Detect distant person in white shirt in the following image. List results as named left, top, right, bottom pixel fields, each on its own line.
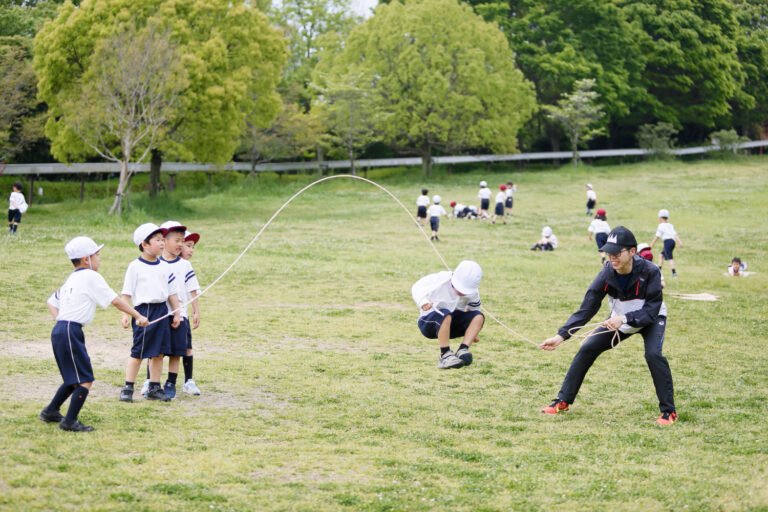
left=416, top=188, right=430, bottom=226
left=491, top=185, right=507, bottom=225
left=650, top=209, right=683, bottom=277
left=585, top=184, right=597, bottom=216
left=412, top=260, right=484, bottom=369
left=638, top=243, right=665, bottom=287
left=450, top=201, right=477, bottom=219
left=588, top=208, right=611, bottom=264
left=427, top=195, right=447, bottom=241
left=8, top=181, right=28, bottom=234
left=42, top=236, right=148, bottom=432
left=531, top=226, right=558, bottom=251
left=727, top=257, right=748, bottom=276
left=505, top=182, right=516, bottom=216
left=477, top=181, right=492, bottom=218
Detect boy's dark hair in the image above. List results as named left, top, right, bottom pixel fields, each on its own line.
left=507, top=181, right=513, bottom=186
left=596, top=214, right=606, bottom=221
left=732, top=257, right=741, bottom=264
left=139, top=234, right=155, bottom=252
left=12, top=181, right=23, bottom=191
left=70, top=258, right=82, bottom=267
left=421, top=188, right=428, bottom=195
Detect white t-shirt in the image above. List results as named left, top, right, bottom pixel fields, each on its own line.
left=160, top=257, right=200, bottom=318
left=9, top=191, right=27, bottom=213
left=586, top=190, right=597, bottom=201
left=543, top=234, right=558, bottom=249
left=47, top=269, right=118, bottom=325
left=454, top=203, right=466, bottom=212
left=416, top=195, right=430, bottom=207
left=655, top=223, right=677, bottom=240
left=121, top=257, right=178, bottom=307
left=505, top=187, right=515, bottom=198
left=478, top=188, right=492, bottom=200
left=427, top=205, right=446, bottom=218
left=495, top=191, right=506, bottom=204
left=411, top=270, right=482, bottom=318
left=588, top=219, right=611, bottom=234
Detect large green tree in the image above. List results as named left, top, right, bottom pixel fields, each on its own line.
left=324, top=0, right=535, bottom=175
left=729, top=0, right=768, bottom=137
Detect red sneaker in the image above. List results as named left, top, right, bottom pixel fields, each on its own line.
left=656, top=412, right=678, bottom=426
left=541, top=399, right=569, bottom=414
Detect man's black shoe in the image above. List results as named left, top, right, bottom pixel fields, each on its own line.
left=39, top=408, right=63, bottom=423
left=119, top=386, right=134, bottom=402
left=59, top=420, right=94, bottom=432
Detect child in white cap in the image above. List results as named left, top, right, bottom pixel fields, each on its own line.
left=650, top=209, right=683, bottom=277
left=531, top=226, right=558, bottom=251
left=427, top=195, right=447, bottom=241
left=8, top=181, right=28, bottom=234
left=411, top=260, right=485, bottom=369
left=41, top=237, right=148, bottom=431
left=179, top=230, right=202, bottom=394
left=478, top=181, right=492, bottom=218
left=585, top=184, right=597, bottom=215
left=416, top=188, right=430, bottom=226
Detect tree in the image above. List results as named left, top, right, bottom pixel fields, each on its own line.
left=34, top=0, right=286, bottom=211
left=544, top=79, right=604, bottom=166
left=637, top=122, right=677, bottom=159
left=324, top=0, right=536, bottom=175
left=729, top=0, right=768, bottom=137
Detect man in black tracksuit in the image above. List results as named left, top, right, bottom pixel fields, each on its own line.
left=539, top=226, right=678, bottom=426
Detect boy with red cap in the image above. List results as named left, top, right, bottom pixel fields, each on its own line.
left=491, top=185, right=507, bottom=225
left=588, top=209, right=611, bottom=264
left=180, top=230, right=202, bottom=395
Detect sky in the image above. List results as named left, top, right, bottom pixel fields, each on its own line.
left=350, top=0, right=378, bottom=18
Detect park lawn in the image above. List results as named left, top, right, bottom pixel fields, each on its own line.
left=0, top=158, right=766, bottom=511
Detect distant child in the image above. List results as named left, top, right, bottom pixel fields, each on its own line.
left=416, top=189, right=430, bottom=226
left=728, top=257, right=747, bottom=277
left=531, top=226, right=558, bottom=251
left=427, top=195, right=447, bottom=241
left=411, top=260, right=484, bottom=369
left=478, top=181, right=492, bottom=218
left=180, top=230, right=202, bottom=395
left=638, top=243, right=665, bottom=287
left=505, top=182, right=516, bottom=216
left=42, top=236, right=149, bottom=432
left=585, top=184, right=597, bottom=215
left=491, top=185, right=507, bottom=225
left=450, top=201, right=477, bottom=219
left=588, top=209, right=611, bottom=264
left=8, top=181, right=28, bottom=234
left=650, top=209, right=683, bottom=277
left=120, top=223, right=181, bottom=403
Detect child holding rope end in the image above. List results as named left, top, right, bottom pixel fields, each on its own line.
left=538, top=226, right=678, bottom=426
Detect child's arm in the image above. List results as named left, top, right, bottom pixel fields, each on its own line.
left=675, top=235, right=683, bottom=248
left=168, top=293, right=182, bottom=328
left=120, top=294, right=133, bottom=328
left=190, top=291, right=200, bottom=329
left=47, top=303, right=59, bottom=319
left=649, top=235, right=659, bottom=248
left=111, top=297, right=149, bottom=327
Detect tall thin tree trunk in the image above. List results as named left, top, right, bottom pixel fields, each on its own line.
left=109, top=158, right=131, bottom=215
left=149, top=149, right=162, bottom=198
left=421, top=141, right=432, bottom=177
left=349, top=147, right=356, bottom=176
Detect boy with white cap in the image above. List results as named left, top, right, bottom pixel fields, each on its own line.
left=531, top=226, right=558, bottom=251
left=585, top=184, right=597, bottom=215
left=491, top=185, right=507, bottom=225
left=416, top=188, right=430, bottom=226
left=411, top=260, right=485, bottom=369
left=120, top=223, right=181, bottom=403
left=650, top=209, right=683, bottom=277
left=477, top=181, right=492, bottom=218
left=427, top=195, right=447, bottom=241
left=180, top=230, right=202, bottom=395
left=41, top=236, right=149, bottom=432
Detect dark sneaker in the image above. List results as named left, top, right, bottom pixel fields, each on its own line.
left=146, top=387, right=171, bottom=401
left=656, top=412, right=678, bottom=426
left=59, top=420, right=94, bottom=432
left=119, top=386, right=134, bottom=402
left=455, top=347, right=473, bottom=366
left=39, top=408, right=63, bottom=423
left=163, top=381, right=176, bottom=400
left=541, top=398, right=569, bottom=414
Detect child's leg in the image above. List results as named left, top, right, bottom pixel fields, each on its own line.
left=64, top=381, right=92, bottom=424
left=668, top=258, right=676, bottom=272
left=168, top=356, right=180, bottom=374
left=461, top=314, right=484, bottom=348
left=183, top=349, right=193, bottom=382
left=437, top=314, right=452, bottom=349
left=148, top=355, right=164, bottom=382
left=46, top=383, right=75, bottom=412
left=125, top=357, right=142, bottom=383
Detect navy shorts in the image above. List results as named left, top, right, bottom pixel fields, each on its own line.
left=51, top=321, right=94, bottom=385
left=8, top=209, right=21, bottom=223
left=185, top=320, right=193, bottom=349
left=505, top=197, right=513, bottom=208
left=418, top=309, right=485, bottom=339
left=168, top=317, right=188, bottom=356
left=662, top=239, right=676, bottom=259
left=587, top=199, right=596, bottom=210
left=131, top=303, right=171, bottom=359
left=417, top=205, right=427, bottom=219
left=494, top=203, right=504, bottom=215
left=595, top=232, right=608, bottom=251
left=430, top=216, right=439, bottom=232
left=480, top=198, right=490, bottom=210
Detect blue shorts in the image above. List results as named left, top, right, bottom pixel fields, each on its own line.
left=480, top=198, right=490, bottom=210
left=8, top=209, right=21, bottom=223
left=417, top=205, right=427, bottom=219
left=595, top=232, right=608, bottom=251
left=430, top=216, right=439, bottom=232
left=131, top=303, right=171, bottom=359
left=168, top=317, right=188, bottom=356
left=185, top=320, right=193, bottom=349
left=418, top=309, right=485, bottom=339
left=494, top=203, right=504, bottom=215
left=662, top=239, right=676, bottom=260
left=51, top=321, right=94, bottom=385
left=587, top=199, right=596, bottom=210
left=505, top=197, right=513, bottom=208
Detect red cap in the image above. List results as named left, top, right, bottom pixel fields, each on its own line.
left=597, top=209, right=606, bottom=216
left=184, top=231, right=200, bottom=244
left=450, top=201, right=456, bottom=207
left=500, top=184, right=507, bottom=191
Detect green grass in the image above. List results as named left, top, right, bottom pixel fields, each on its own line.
left=1, top=158, right=767, bottom=511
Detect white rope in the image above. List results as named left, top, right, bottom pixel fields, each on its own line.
left=147, top=175, right=537, bottom=346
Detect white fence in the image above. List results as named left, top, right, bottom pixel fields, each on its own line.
left=4, top=140, right=768, bottom=176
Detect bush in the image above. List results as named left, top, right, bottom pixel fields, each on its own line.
left=637, top=122, right=677, bottom=159
left=709, top=129, right=748, bottom=157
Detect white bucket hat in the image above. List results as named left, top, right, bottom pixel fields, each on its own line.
left=65, top=236, right=103, bottom=259
left=542, top=226, right=553, bottom=237
left=133, top=223, right=165, bottom=247
left=451, top=260, right=482, bottom=295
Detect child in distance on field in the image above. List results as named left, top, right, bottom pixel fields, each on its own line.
left=588, top=209, right=611, bottom=264
left=585, top=184, right=597, bottom=216
left=411, top=260, right=485, bottom=369
left=416, top=189, right=430, bottom=226
left=727, top=257, right=747, bottom=277
left=427, top=195, right=447, bottom=241
left=531, top=226, right=558, bottom=251
left=491, top=185, right=507, bottom=225
left=650, top=209, right=683, bottom=277
left=449, top=201, right=477, bottom=219
left=42, top=236, right=148, bottom=432
left=8, top=181, right=28, bottom=234
left=505, top=182, right=516, bottom=217
left=179, top=230, right=202, bottom=395
left=477, top=181, right=492, bottom=218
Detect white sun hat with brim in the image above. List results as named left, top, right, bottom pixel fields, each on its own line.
left=451, top=260, right=482, bottom=295
left=65, top=236, right=104, bottom=259
left=586, top=184, right=593, bottom=189
left=133, top=223, right=166, bottom=247
left=542, top=226, right=553, bottom=237
left=658, top=209, right=669, bottom=218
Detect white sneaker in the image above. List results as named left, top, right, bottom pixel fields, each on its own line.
left=182, top=379, right=201, bottom=395
left=437, top=350, right=465, bottom=369
left=140, top=379, right=150, bottom=397
left=455, top=347, right=473, bottom=366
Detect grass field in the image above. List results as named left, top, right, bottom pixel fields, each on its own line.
left=1, top=158, right=767, bottom=511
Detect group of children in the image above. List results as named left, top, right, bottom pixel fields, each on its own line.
left=41, top=221, right=202, bottom=432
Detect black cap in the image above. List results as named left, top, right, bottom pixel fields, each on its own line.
left=600, top=226, right=637, bottom=254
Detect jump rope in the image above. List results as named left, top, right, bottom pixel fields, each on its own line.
left=145, top=174, right=615, bottom=349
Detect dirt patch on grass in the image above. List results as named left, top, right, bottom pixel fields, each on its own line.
left=251, top=301, right=409, bottom=311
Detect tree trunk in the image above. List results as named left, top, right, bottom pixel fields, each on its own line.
left=317, top=145, right=325, bottom=177
left=421, top=141, right=432, bottom=177
left=572, top=132, right=579, bottom=167
left=149, top=149, right=162, bottom=198
left=27, top=176, right=34, bottom=206
left=109, top=158, right=131, bottom=215
left=349, top=147, right=356, bottom=176
left=80, top=176, right=85, bottom=202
